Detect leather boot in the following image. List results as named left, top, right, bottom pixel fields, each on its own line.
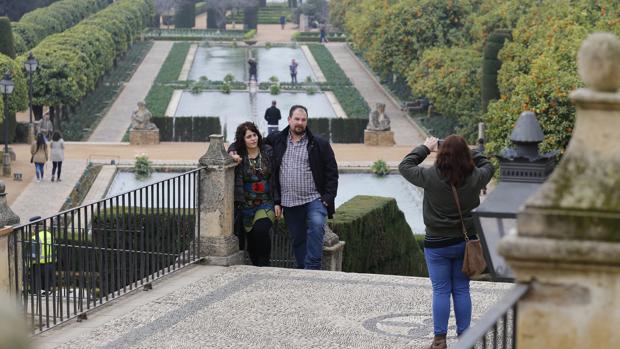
left=427, top=334, right=447, bottom=349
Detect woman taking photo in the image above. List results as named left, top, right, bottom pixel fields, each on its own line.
left=399, top=135, right=494, bottom=349
left=31, top=133, right=48, bottom=182
left=229, top=122, right=279, bottom=267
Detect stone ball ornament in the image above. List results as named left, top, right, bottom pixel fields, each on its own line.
left=577, top=32, right=620, bottom=92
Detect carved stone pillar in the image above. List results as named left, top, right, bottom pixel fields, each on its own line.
left=498, top=33, right=620, bottom=348
left=198, top=135, right=244, bottom=266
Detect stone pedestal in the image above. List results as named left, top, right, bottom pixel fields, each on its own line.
left=497, top=33, right=620, bottom=348
left=321, top=224, right=345, bottom=271
left=129, top=129, right=160, bottom=145
left=198, top=134, right=244, bottom=266
left=364, top=130, right=395, bottom=146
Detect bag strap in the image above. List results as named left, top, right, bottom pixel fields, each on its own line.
left=451, top=185, right=469, bottom=241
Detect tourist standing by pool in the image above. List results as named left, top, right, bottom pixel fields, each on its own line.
left=248, top=58, right=257, bottom=82
left=229, top=122, right=277, bottom=267
left=267, top=105, right=338, bottom=270
left=264, top=100, right=282, bottom=135
left=289, top=59, right=298, bottom=85
left=399, top=135, right=494, bottom=348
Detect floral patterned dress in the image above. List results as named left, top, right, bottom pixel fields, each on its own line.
left=240, top=152, right=275, bottom=232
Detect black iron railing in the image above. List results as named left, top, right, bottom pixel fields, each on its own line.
left=9, top=169, right=202, bottom=333
left=453, top=283, right=530, bottom=349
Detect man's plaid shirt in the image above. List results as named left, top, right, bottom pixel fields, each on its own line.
left=279, top=133, right=320, bottom=207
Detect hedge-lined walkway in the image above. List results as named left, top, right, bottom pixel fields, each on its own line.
left=325, top=43, right=427, bottom=146
left=88, top=41, right=174, bottom=142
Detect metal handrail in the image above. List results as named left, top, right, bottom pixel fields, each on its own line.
left=453, top=283, right=530, bottom=349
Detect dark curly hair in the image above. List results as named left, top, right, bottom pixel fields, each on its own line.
left=233, top=122, right=262, bottom=156
left=435, top=135, right=474, bottom=187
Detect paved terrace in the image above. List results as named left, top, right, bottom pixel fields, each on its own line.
left=34, top=265, right=510, bottom=349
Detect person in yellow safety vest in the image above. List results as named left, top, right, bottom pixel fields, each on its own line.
left=29, top=216, right=55, bottom=296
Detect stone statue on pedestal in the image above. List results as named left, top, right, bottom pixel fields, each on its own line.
left=129, top=101, right=160, bottom=145
left=366, top=103, right=391, bottom=131
left=130, top=101, right=157, bottom=131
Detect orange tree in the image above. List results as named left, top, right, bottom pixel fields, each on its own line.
left=485, top=1, right=620, bottom=155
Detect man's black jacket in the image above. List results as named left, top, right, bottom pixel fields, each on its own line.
left=264, top=106, right=282, bottom=125
left=266, top=126, right=338, bottom=218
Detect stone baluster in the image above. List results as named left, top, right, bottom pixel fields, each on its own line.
left=498, top=32, right=620, bottom=348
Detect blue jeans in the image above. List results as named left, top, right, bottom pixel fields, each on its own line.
left=425, top=241, right=471, bottom=335
left=283, top=198, right=327, bottom=269
left=35, top=163, right=45, bottom=180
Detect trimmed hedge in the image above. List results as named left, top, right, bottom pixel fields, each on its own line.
left=12, top=0, right=110, bottom=55
left=481, top=30, right=511, bottom=113
left=329, top=195, right=427, bottom=276
left=330, top=118, right=366, bottom=143
left=22, top=0, right=154, bottom=112
left=307, top=118, right=330, bottom=140
left=152, top=116, right=221, bottom=142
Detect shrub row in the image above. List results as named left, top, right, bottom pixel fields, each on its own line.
left=11, top=0, right=110, bottom=55
left=23, top=0, right=154, bottom=113
left=152, top=116, right=221, bottom=142
left=0, top=53, right=28, bottom=143
left=307, top=118, right=367, bottom=143
left=329, top=195, right=427, bottom=276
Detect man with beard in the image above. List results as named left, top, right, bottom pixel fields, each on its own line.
left=266, top=105, right=338, bottom=269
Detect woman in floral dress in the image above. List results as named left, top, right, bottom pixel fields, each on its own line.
left=230, top=122, right=279, bottom=266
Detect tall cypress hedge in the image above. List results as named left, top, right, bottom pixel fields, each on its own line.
left=174, top=0, right=196, bottom=28
left=329, top=195, right=427, bottom=277
left=481, top=30, right=511, bottom=113
left=0, top=17, right=16, bottom=58
left=244, top=6, right=258, bottom=30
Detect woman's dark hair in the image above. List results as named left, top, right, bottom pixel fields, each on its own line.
left=435, top=135, right=474, bottom=187
left=52, top=131, right=62, bottom=142
left=35, top=133, right=46, bottom=152
left=233, top=122, right=262, bottom=156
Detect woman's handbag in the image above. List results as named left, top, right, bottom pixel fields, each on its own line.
left=451, top=185, right=487, bottom=278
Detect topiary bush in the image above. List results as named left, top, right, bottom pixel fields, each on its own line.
left=329, top=195, right=427, bottom=277
left=0, top=17, right=16, bottom=58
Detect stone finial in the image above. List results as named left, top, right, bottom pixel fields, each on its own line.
left=0, top=180, right=19, bottom=226
left=199, top=134, right=236, bottom=167
left=577, top=32, right=620, bottom=92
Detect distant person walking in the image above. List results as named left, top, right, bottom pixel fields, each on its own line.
left=37, top=112, right=53, bottom=142
left=30, top=133, right=48, bottom=182
left=319, top=25, right=328, bottom=43
left=265, top=105, right=338, bottom=270
left=289, top=59, right=298, bottom=85
left=279, top=15, right=286, bottom=30
left=248, top=58, right=258, bottom=82
left=264, top=100, right=282, bottom=135
left=399, top=135, right=494, bottom=349
left=50, top=131, right=64, bottom=182
left=229, top=122, right=277, bottom=267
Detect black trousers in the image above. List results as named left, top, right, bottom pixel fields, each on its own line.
left=52, top=161, right=62, bottom=179
left=31, top=263, right=55, bottom=292
left=246, top=218, right=272, bottom=267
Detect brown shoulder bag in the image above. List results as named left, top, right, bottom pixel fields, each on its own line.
left=451, top=185, right=487, bottom=278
